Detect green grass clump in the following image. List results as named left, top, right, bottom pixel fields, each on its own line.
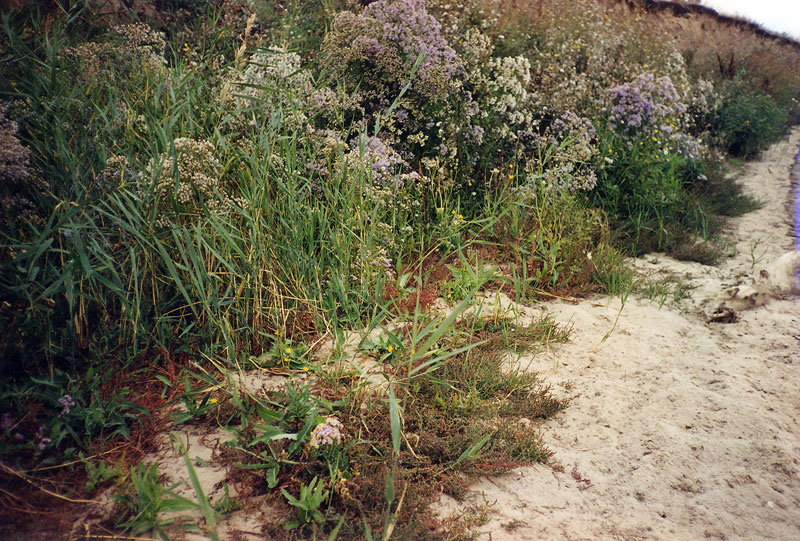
left=713, top=87, right=789, bottom=158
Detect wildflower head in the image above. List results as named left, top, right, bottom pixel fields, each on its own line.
left=58, top=395, right=76, bottom=415
left=1, top=413, right=15, bottom=430
left=308, top=417, right=345, bottom=450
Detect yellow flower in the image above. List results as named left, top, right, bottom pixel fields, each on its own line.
left=285, top=347, right=292, bottom=354
left=387, top=346, right=394, bottom=353
left=303, top=366, right=309, bottom=372
left=210, top=398, right=218, bottom=404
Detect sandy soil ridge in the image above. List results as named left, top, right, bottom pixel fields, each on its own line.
left=437, top=129, right=800, bottom=540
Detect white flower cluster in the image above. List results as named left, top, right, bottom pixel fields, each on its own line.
left=487, top=55, right=534, bottom=138
left=460, top=29, right=536, bottom=142
left=428, top=0, right=501, bottom=41
left=526, top=112, right=599, bottom=193
left=224, top=45, right=363, bottom=132
left=145, top=138, right=243, bottom=226
left=111, top=23, right=167, bottom=69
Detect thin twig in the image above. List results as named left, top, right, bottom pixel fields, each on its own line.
left=21, top=442, right=135, bottom=473
left=531, top=289, right=582, bottom=303
left=1, top=463, right=100, bottom=504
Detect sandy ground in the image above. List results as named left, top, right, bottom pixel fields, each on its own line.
left=436, top=130, right=800, bottom=540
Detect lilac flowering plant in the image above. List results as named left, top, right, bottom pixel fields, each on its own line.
left=322, top=0, right=468, bottom=173
left=308, top=417, right=345, bottom=451
left=58, top=395, right=77, bottom=415
left=592, top=73, right=716, bottom=254
left=1, top=412, right=15, bottom=430
left=0, top=104, right=45, bottom=235
left=605, top=73, right=704, bottom=161
left=607, top=73, right=685, bottom=135
left=324, top=0, right=458, bottom=104
left=346, top=134, right=409, bottom=187
left=363, top=0, right=458, bottom=83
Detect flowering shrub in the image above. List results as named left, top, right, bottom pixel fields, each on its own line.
left=59, top=22, right=167, bottom=85
left=532, top=111, right=600, bottom=193
left=683, top=78, right=720, bottom=136
left=0, top=105, right=43, bottom=233
left=321, top=0, right=467, bottom=172
left=227, top=47, right=313, bottom=122
left=345, top=134, right=408, bottom=187
left=608, top=73, right=684, bottom=132
left=605, top=73, right=704, bottom=161
left=324, top=0, right=458, bottom=104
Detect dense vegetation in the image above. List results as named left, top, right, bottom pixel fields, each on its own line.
left=1, top=0, right=798, bottom=537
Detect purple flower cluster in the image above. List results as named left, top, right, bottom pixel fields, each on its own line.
left=606, top=73, right=704, bottom=160
left=464, top=124, right=485, bottom=145
left=0, top=105, right=45, bottom=230
left=36, top=425, right=50, bottom=450
left=326, top=0, right=458, bottom=103
left=364, top=0, right=458, bottom=82
left=351, top=135, right=407, bottom=186
left=606, top=73, right=685, bottom=136
left=308, top=417, right=345, bottom=450
left=549, top=111, right=597, bottom=141
left=0, top=105, right=35, bottom=188
left=670, top=132, right=703, bottom=161
left=58, top=394, right=76, bottom=415
left=1, top=413, right=15, bottom=430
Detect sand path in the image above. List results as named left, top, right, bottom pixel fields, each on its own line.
left=437, top=129, right=800, bottom=540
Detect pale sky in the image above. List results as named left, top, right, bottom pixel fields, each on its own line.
left=699, top=1, right=800, bottom=39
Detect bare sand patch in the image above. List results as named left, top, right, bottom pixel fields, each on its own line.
left=437, top=130, right=800, bottom=540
